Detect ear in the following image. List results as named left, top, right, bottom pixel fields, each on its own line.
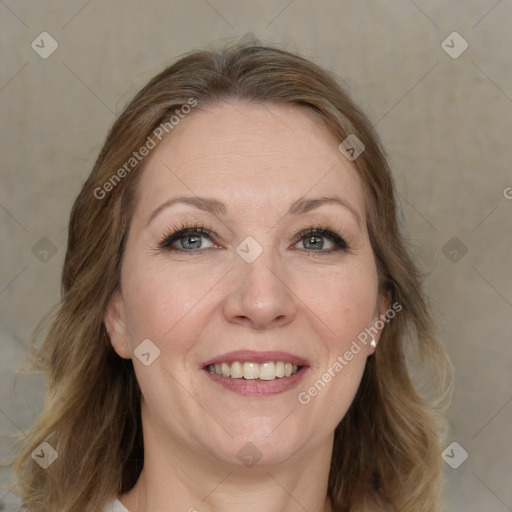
left=103, top=288, right=131, bottom=359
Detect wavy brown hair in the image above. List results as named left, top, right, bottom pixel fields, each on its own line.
left=11, top=42, right=453, bottom=512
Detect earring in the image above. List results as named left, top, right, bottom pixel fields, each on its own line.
left=370, top=338, right=377, bottom=349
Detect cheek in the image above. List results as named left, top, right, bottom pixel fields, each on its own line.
left=121, top=260, right=219, bottom=344
left=297, top=266, right=375, bottom=426
left=307, top=264, right=378, bottom=347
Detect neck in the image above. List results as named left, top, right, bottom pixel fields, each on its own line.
left=120, top=411, right=334, bottom=512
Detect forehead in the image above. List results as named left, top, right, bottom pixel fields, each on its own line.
left=135, top=101, right=365, bottom=220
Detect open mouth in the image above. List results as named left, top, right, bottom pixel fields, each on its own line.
left=206, top=361, right=305, bottom=380
left=200, top=350, right=310, bottom=397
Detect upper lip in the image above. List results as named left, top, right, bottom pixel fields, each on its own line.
left=200, top=350, right=310, bottom=368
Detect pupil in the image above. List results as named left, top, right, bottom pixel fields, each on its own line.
left=305, top=235, right=323, bottom=249
left=183, top=235, right=201, bottom=249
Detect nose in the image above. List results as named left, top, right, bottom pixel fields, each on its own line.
left=222, top=249, right=297, bottom=330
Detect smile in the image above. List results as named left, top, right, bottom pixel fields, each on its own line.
left=201, top=350, right=310, bottom=397
left=207, top=361, right=301, bottom=380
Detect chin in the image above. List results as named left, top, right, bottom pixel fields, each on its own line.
left=205, top=424, right=309, bottom=468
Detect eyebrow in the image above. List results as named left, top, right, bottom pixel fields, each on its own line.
left=146, top=194, right=362, bottom=228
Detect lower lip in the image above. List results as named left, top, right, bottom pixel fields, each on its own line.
left=203, top=367, right=309, bottom=397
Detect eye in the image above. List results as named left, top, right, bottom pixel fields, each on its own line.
left=292, top=227, right=349, bottom=252
left=157, top=223, right=217, bottom=252
left=156, top=223, right=349, bottom=254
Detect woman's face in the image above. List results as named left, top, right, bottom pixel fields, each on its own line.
left=105, top=102, right=386, bottom=468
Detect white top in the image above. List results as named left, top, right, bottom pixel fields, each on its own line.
left=103, top=498, right=130, bottom=512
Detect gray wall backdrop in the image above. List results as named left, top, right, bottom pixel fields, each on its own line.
left=1, top=1, right=511, bottom=511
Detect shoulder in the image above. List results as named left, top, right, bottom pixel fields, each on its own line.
left=103, top=498, right=130, bottom=512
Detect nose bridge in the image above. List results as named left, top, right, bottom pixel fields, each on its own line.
left=224, top=235, right=296, bottom=328
left=238, top=236, right=287, bottom=299
left=242, top=244, right=283, bottom=287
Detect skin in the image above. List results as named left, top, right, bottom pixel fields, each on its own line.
left=104, top=101, right=389, bottom=512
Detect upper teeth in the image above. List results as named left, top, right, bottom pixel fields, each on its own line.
left=207, top=361, right=300, bottom=380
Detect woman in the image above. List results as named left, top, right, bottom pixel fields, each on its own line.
left=13, top=43, right=453, bottom=512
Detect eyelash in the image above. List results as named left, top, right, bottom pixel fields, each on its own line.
left=156, top=221, right=349, bottom=254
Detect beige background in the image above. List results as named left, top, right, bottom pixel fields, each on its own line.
left=1, top=1, right=511, bottom=511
